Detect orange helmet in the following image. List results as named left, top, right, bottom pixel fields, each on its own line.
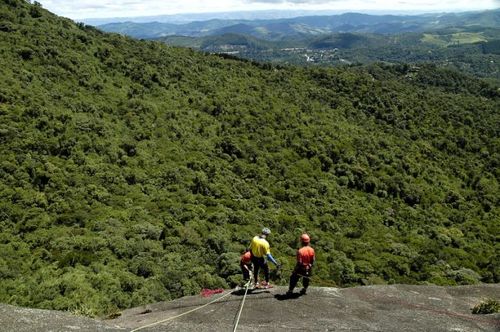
left=300, top=233, right=310, bottom=244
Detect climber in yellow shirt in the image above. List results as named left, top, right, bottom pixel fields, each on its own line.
left=249, top=227, right=280, bottom=288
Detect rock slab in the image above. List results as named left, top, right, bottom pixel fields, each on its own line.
left=1, top=284, right=499, bottom=331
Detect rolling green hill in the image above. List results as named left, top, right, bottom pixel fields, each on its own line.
left=160, top=28, right=500, bottom=81
left=0, top=0, right=499, bottom=318
left=103, top=9, right=500, bottom=81
left=308, top=33, right=380, bottom=49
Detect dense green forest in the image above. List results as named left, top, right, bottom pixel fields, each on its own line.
left=0, top=0, right=499, bottom=317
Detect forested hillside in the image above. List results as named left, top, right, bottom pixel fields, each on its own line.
left=0, top=0, right=499, bottom=317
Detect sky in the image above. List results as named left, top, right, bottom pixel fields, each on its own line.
left=36, top=0, right=500, bottom=20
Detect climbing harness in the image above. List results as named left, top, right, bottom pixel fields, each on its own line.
left=295, top=271, right=313, bottom=279
left=275, top=267, right=313, bottom=280
left=129, top=289, right=233, bottom=332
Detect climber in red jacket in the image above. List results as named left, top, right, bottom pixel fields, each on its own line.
left=240, top=250, right=253, bottom=285
left=287, top=233, right=315, bottom=296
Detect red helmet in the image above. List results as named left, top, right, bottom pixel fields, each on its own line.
left=300, top=233, right=310, bottom=244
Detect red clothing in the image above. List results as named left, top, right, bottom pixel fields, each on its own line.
left=241, top=251, right=252, bottom=265
left=297, top=246, right=315, bottom=268
left=289, top=244, right=315, bottom=293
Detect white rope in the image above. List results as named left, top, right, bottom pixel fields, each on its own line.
left=232, top=279, right=251, bottom=332
left=130, top=290, right=233, bottom=332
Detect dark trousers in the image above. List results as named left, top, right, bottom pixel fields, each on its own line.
left=240, top=262, right=252, bottom=281
left=289, top=265, right=311, bottom=291
left=251, top=256, right=269, bottom=283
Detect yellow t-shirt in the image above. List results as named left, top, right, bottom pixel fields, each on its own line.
left=250, top=235, right=270, bottom=258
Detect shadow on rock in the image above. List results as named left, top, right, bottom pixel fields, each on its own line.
left=232, top=289, right=272, bottom=296
left=275, top=293, right=302, bottom=301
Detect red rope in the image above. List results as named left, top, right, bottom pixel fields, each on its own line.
left=200, top=288, right=224, bottom=297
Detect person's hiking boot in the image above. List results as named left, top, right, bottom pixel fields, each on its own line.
left=300, top=288, right=307, bottom=295
left=286, top=290, right=294, bottom=297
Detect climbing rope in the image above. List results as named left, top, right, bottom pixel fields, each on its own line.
left=296, top=271, right=313, bottom=279
left=279, top=267, right=313, bottom=280
left=129, top=270, right=276, bottom=331
left=129, top=289, right=233, bottom=332
left=232, top=279, right=252, bottom=332
left=200, top=288, right=224, bottom=297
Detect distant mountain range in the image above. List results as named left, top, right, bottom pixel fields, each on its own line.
left=83, top=9, right=345, bottom=25
left=155, top=24, right=500, bottom=81
left=97, top=9, right=500, bottom=40
left=83, top=9, right=443, bottom=26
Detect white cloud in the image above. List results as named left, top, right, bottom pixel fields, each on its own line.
left=243, top=0, right=343, bottom=3
left=36, top=0, right=499, bottom=19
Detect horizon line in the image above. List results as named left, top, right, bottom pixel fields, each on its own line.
left=79, top=7, right=497, bottom=23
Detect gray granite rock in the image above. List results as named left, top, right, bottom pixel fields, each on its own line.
left=2, top=284, right=499, bottom=331
left=0, top=303, right=125, bottom=331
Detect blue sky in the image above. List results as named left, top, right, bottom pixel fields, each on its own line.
left=36, top=0, right=499, bottom=19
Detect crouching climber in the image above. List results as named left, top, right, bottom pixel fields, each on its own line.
left=287, top=233, right=315, bottom=295
left=240, top=249, right=253, bottom=285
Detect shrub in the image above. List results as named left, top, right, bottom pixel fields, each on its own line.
left=472, top=298, right=500, bottom=314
